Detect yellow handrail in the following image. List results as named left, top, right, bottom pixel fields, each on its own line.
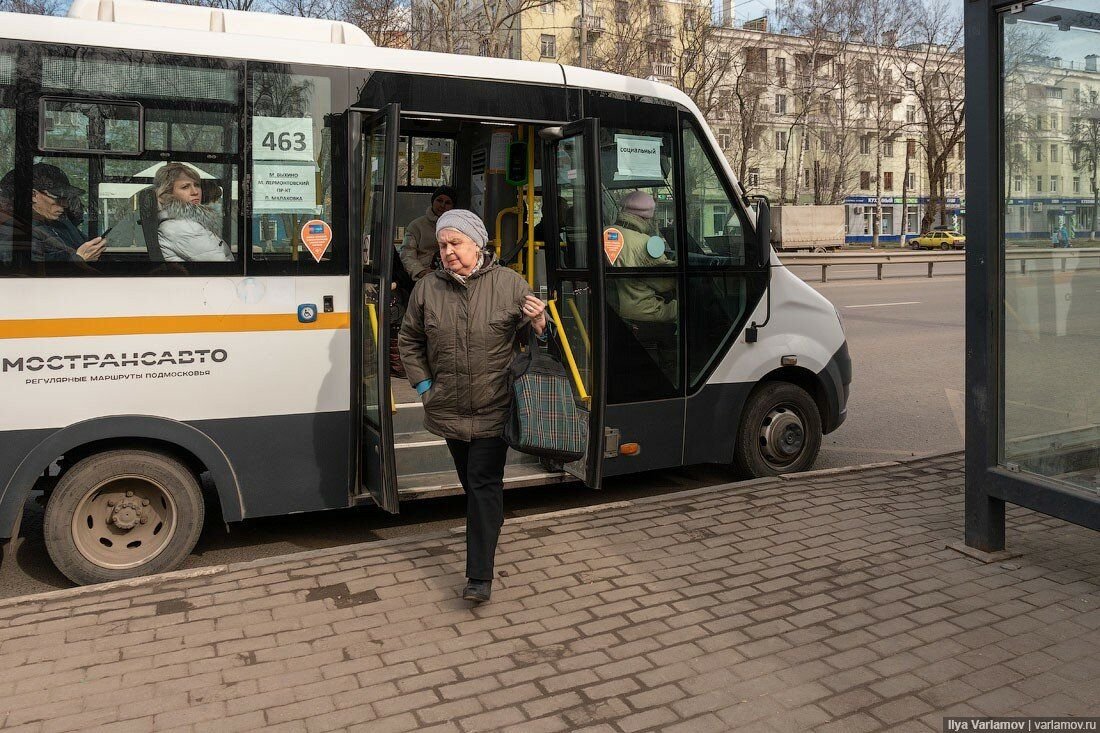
left=565, top=297, right=591, bottom=355
left=365, top=302, right=396, bottom=415
left=494, top=206, right=520, bottom=261
left=526, top=125, right=536, bottom=289
left=547, top=299, right=589, bottom=406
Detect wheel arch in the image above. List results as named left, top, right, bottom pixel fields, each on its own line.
left=0, top=415, right=243, bottom=541
left=757, top=365, right=828, bottom=425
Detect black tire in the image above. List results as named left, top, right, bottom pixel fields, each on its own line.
left=733, top=382, right=823, bottom=478
left=44, top=449, right=204, bottom=585
left=939, top=242, right=951, bottom=250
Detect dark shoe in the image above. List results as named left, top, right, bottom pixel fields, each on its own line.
left=462, top=579, right=492, bottom=603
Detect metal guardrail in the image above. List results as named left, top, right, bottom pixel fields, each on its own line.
left=780, top=247, right=1100, bottom=282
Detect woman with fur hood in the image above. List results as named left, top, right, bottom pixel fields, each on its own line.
left=154, top=163, right=233, bottom=262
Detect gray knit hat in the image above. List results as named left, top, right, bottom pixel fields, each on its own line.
left=436, top=209, right=489, bottom=249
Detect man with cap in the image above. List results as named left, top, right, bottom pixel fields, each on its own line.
left=0, top=163, right=106, bottom=263
left=399, top=185, right=456, bottom=281
left=398, top=208, right=547, bottom=604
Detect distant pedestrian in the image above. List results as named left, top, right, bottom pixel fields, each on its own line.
left=1059, top=223, right=1071, bottom=248
left=398, top=209, right=547, bottom=604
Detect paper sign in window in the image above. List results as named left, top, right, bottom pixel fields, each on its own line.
left=252, top=163, right=317, bottom=212
left=417, top=151, right=443, bottom=179
left=614, top=134, right=663, bottom=180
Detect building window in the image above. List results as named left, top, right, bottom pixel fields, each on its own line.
left=539, top=34, right=556, bottom=58
left=1074, top=176, right=1081, bottom=193
left=884, top=171, right=893, bottom=190
left=907, top=139, right=916, bottom=157
left=775, top=131, right=787, bottom=151
left=946, top=172, right=955, bottom=189
left=960, top=174, right=965, bottom=189
left=615, top=0, right=628, bottom=22
left=1050, top=175, right=1059, bottom=192
left=540, top=1, right=554, bottom=12
left=958, top=143, right=965, bottom=160
left=1014, top=176, right=1022, bottom=192
left=1051, top=144, right=1059, bottom=163
left=803, top=168, right=810, bottom=187
left=906, top=105, right=916, bottom=123
left=906, top=172, right=916, bottom=189
left=1036, top=175, right=1043, bottom=192
left=882, top=139, right=893, bottom=158
left=775, top=168, right=784, bottom=186
left=859, top=135, right=871, bottom=155
left=774, top=94, right=787, bottom=114
left=1050, top=114, right=1059, bottom=130
left=747, top=167, right=759, bottom=187
left=860, top=171, right=871, bottom=189
left=1035, top=144, right=1043, bottom=163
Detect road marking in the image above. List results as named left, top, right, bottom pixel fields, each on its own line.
left=844, top=301, right=921, bottom=309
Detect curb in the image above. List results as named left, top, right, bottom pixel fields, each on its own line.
left=1, top=455, right=964, bottom=608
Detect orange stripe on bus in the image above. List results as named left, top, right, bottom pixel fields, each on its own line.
left=0, top=312, right=351, bottom=340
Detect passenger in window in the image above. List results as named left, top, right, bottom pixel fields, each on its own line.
left=611, top=191, right=678, bottom=375
left=399, top=185, right=456, bottom=281
left=0, top=164, right=106, bottom=263
left=154, top=163, right=233, bottom=262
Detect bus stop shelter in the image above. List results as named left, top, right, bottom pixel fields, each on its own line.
left=965, top=0, right=1100, bottom=549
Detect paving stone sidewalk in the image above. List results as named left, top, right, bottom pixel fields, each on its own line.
left=1, top=452, right=1098, bottom=733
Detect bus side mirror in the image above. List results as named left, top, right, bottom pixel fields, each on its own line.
left=754, top=196, right=772, bottom=265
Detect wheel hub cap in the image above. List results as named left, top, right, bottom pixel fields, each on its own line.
left=71, top=476, right=177, bottom=570
left=760, top=406, right=806, bottom=465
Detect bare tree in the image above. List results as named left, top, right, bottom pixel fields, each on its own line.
left=0, top=0, right=63, bottom=13
left=1070, top=100, right=1100, bottom=241
left=772, top=0, right=857, bottom=204
left=718, top=31, right=769, bottom=187
left=895, top=0, right=964, bottom=232
left=342, top=0, right=410, bottom=48
left=562, top=0, right=652, bottom=76
left=855, top=0, right=910, bottom=247
left=166, top=0, right=259, bottom=11
left=413, top=0, right=552, bottom=57
left=675, top=0, right=737, bottom=121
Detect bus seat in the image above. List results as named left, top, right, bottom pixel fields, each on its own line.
left=136, top=186, right=164, bottom=261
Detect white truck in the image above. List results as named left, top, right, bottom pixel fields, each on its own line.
left=770, top=205, right=847, bottom=252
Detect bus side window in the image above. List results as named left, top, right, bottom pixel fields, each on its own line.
left=248, top=69, right=343, bottom=275
left=0, top=51, right=15, bottom=272
left=681, top=121, right=759, bottom=389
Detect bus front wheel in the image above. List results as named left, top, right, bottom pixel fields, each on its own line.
left=734, top=382, right=822, bottom=477
left=44, top=449, right=205, bottom=585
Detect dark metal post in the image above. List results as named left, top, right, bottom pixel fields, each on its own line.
left=964, top=0, right=1006, bottom=551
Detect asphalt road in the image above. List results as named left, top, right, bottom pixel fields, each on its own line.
left=0, top=269, right=966, bottom=599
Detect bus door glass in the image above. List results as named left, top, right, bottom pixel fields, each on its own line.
left=542, top=119, right=606, bottom=488
left=353, top=104, right=400, bottom=512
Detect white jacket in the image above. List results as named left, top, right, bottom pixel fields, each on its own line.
left=157, top=201, right=233, bottom=262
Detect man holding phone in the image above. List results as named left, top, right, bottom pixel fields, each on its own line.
left=0, top=163, right=106, bottom=263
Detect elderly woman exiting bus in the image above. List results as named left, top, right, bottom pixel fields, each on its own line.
left=398, top=209, right=547, bottom=603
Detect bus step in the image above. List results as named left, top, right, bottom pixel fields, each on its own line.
left=396, top=464, right=574, bottom=501
left=394, top=430, right=539, bottom=475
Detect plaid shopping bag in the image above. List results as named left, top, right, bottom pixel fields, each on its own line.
left=504, top=330, right=588, bottom=462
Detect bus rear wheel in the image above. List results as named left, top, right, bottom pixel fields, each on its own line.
left=734, top=382, right=822, bottom=478
left=44, top=449, right=205, bottom=586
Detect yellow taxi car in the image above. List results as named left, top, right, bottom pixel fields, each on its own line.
left=910, top=229, right=966, bottom=250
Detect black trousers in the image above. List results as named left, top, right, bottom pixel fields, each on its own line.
left=445, top=436, right=509, bottom=581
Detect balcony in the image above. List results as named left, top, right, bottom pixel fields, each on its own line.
left=575, top=14, right=605, bottom=37
left=651, top=62, right=675, bottom=79
left=648, top=23, right=673, bottom=43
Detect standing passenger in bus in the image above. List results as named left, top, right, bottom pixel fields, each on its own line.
left=611, top=191, right=678, bottom=375
left=398, top=209, right=547, bottom=604
left=399, top=185, right=455, bottom=281
left=154, top=163, right=233, bottom=262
